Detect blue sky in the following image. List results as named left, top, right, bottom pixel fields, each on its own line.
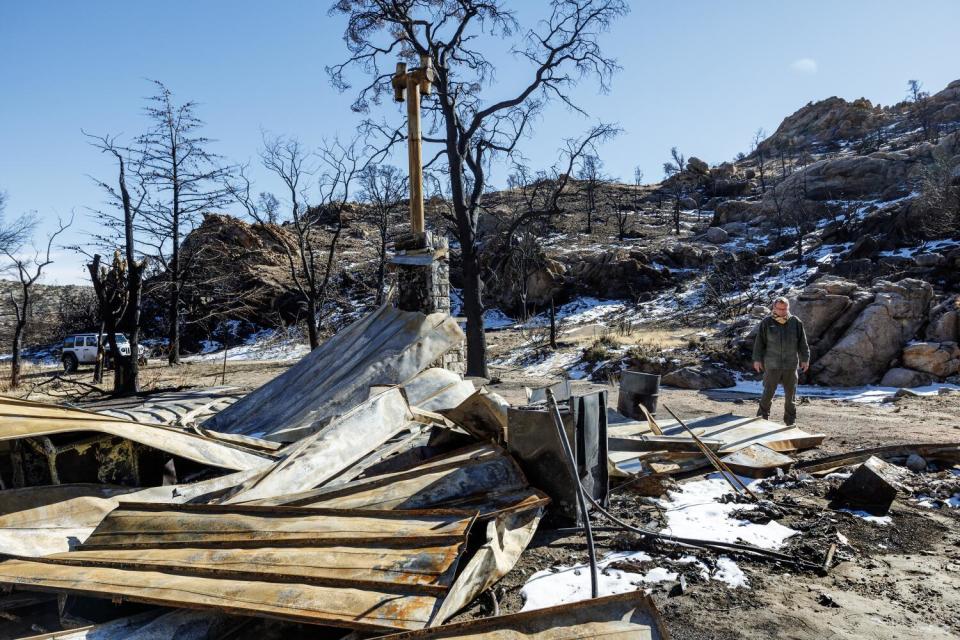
left=2, top=0, right=959, bottom=284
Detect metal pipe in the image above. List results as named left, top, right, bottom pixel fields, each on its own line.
left=546, top=389, right=599, bottom=598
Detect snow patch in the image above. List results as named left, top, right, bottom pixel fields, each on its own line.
left=520, top=551, right=674, bottom=612
left=839, top=508, right=892, bottom=525
left=725, top=376, right=960, bottom=404
left=657, top=475, right=797, bottom=549
left=520, top=550, right=750, bottom=611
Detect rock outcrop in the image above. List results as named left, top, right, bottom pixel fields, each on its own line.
left=901, top=341, right=960, bottom=378
left=810, top=279, right=934, bottom=386
left=767, top=152, right=914, bottom=203
left=880, top=367, right=934, bottom=388
left=662, top=364, right=736, bottom=390
left=704, top=227, right=729, bottom=244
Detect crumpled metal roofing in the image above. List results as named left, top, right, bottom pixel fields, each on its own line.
left=377, top=591, right=668, bottom=639
left=0, top=396, right=274, bottom=472
left=201, top=305, right=464, bottom=441
left=0, top=502, right=477, bottom=632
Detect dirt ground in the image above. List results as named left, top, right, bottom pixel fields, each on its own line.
left=6, top=351, right=960, bottom=639
left=469, top=368, right=960, bottom=639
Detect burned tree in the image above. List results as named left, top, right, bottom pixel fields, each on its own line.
left=752, top=128, right=767, bottom=193
left=0, top=201, right=69, bottom=388
left=86, top=134, right=148, bottom=394
left=662, top=146, right=686, bottom=235
left=576, top=154, right=605, bottom=235
left=914, top=140, right=960, bottom=239
left=137, top=81, right=231, bottom=365
left=231, top=134, right=368, bottom=349
left=329, top=0, right=628, bottom=378
left=359, top=163, right=407, bottom=305
left=491, top=126, right=617, bottom=323
left=907, top=79, right=935, bottom=142
left=610, top=183, right=632, bottom=241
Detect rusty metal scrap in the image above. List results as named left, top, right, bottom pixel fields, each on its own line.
left=0, top=397, right=274, bottom=473
left=0, top=502, right=478, bottom=632
left=377, top=591, right=669, bottom=639
left=256, top=443, right=547, bottom=516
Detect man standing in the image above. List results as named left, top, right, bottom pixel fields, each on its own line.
left=752, top=296, right=810, bottom=426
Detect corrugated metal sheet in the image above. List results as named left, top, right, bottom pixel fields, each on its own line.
left=222, top=387, right=416, bottom=504
left=201, top=305, right=464, bottom=441
left=377, top=591, right=669, bottom=639
left=86, top=388, right=243, bottom=427
left=256, top=443, right=546, bottom=515
left=0, top=397, right=274, bottom=472
left=0, top=502, right=477, bottom=632
left=76, top=502, right=475, bottom=549
left=608, top=411, right=825, bottom=476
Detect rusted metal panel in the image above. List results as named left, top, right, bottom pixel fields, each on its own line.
left=34, top=543, right=462, bottom=594
left=720, top=443, right=796, bottom=478
left=77, top=502, right=475, bottom=549
left=377, top=591, right=669, bottom=639
left=252, top=443, right=549, bottom=518
left=0, top=503, right=478, bottom=632
left=0, top=397, right=274, bottom=472
left=0, top=560, right=443, bottom=631
left=202, top=305, right=464, bottom=441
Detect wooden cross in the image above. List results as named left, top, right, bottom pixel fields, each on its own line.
left=392, top=55, right=434, bottom=236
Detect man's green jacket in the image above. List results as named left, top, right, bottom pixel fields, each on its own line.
left=752, top=315, right=810, bottom=370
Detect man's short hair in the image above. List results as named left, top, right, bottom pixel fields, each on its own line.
left=772, top=296, right=790, bottom=307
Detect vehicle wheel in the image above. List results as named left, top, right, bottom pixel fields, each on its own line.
left=62, top=353, right=78, bottom=373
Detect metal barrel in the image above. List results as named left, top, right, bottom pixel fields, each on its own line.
left=617, top=371, right=662, bottom=419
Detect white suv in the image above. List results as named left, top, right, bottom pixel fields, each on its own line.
left=61, top=333, right=148, bottom=373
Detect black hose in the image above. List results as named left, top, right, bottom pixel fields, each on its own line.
left=545, top=389, right=599, bottom=598
left=545, top=390, right=822, bottom=572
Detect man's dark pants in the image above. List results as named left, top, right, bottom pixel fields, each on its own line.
left=758, top=368, right=798, bottom=424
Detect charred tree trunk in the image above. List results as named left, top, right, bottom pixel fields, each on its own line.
left=167, top=178, right=181, bottom=365
left=10, top=320, right=24, bottom=389
left=93, top=321, right=105, bottom=383
left=375, top=229, right=388, bottom=306
left=305, top=297, right=320, bottom=350
left=461, top=245, right=489, bottom=378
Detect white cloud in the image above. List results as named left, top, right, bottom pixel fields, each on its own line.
left=790, top=58, right=818, bottom=75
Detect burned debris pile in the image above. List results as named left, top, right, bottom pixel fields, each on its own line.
left=0, top=306, right=958, bottom=638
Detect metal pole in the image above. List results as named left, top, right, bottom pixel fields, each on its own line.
left=405, top=78, right=425, bottom=235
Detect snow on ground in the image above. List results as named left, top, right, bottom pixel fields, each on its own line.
left=184, top=328, right=309, bottom=363
left=657, top=474, right=797, bottom=549
left=0, top=347, right=59, bottom=366
left=520, top=550, right=748, bottom=612
left=915, top=494, right=960, bottom=509
left=493, top=348, right=581, bottom=377
left=725, top=376, right=960, bottom=404
left=839, top=509, right=893, bottom=526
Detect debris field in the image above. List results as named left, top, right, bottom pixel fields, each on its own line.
left=0, top=304, right=958, bottom=639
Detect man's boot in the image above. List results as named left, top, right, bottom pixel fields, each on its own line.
left=756, top=407, right=769, bottom=420
left=784, top=415, right=796, bottom=426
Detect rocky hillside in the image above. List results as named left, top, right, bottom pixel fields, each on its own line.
left=472, top=78, right=960, bottom=388
left=62, top=78, right=957, bottom=385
